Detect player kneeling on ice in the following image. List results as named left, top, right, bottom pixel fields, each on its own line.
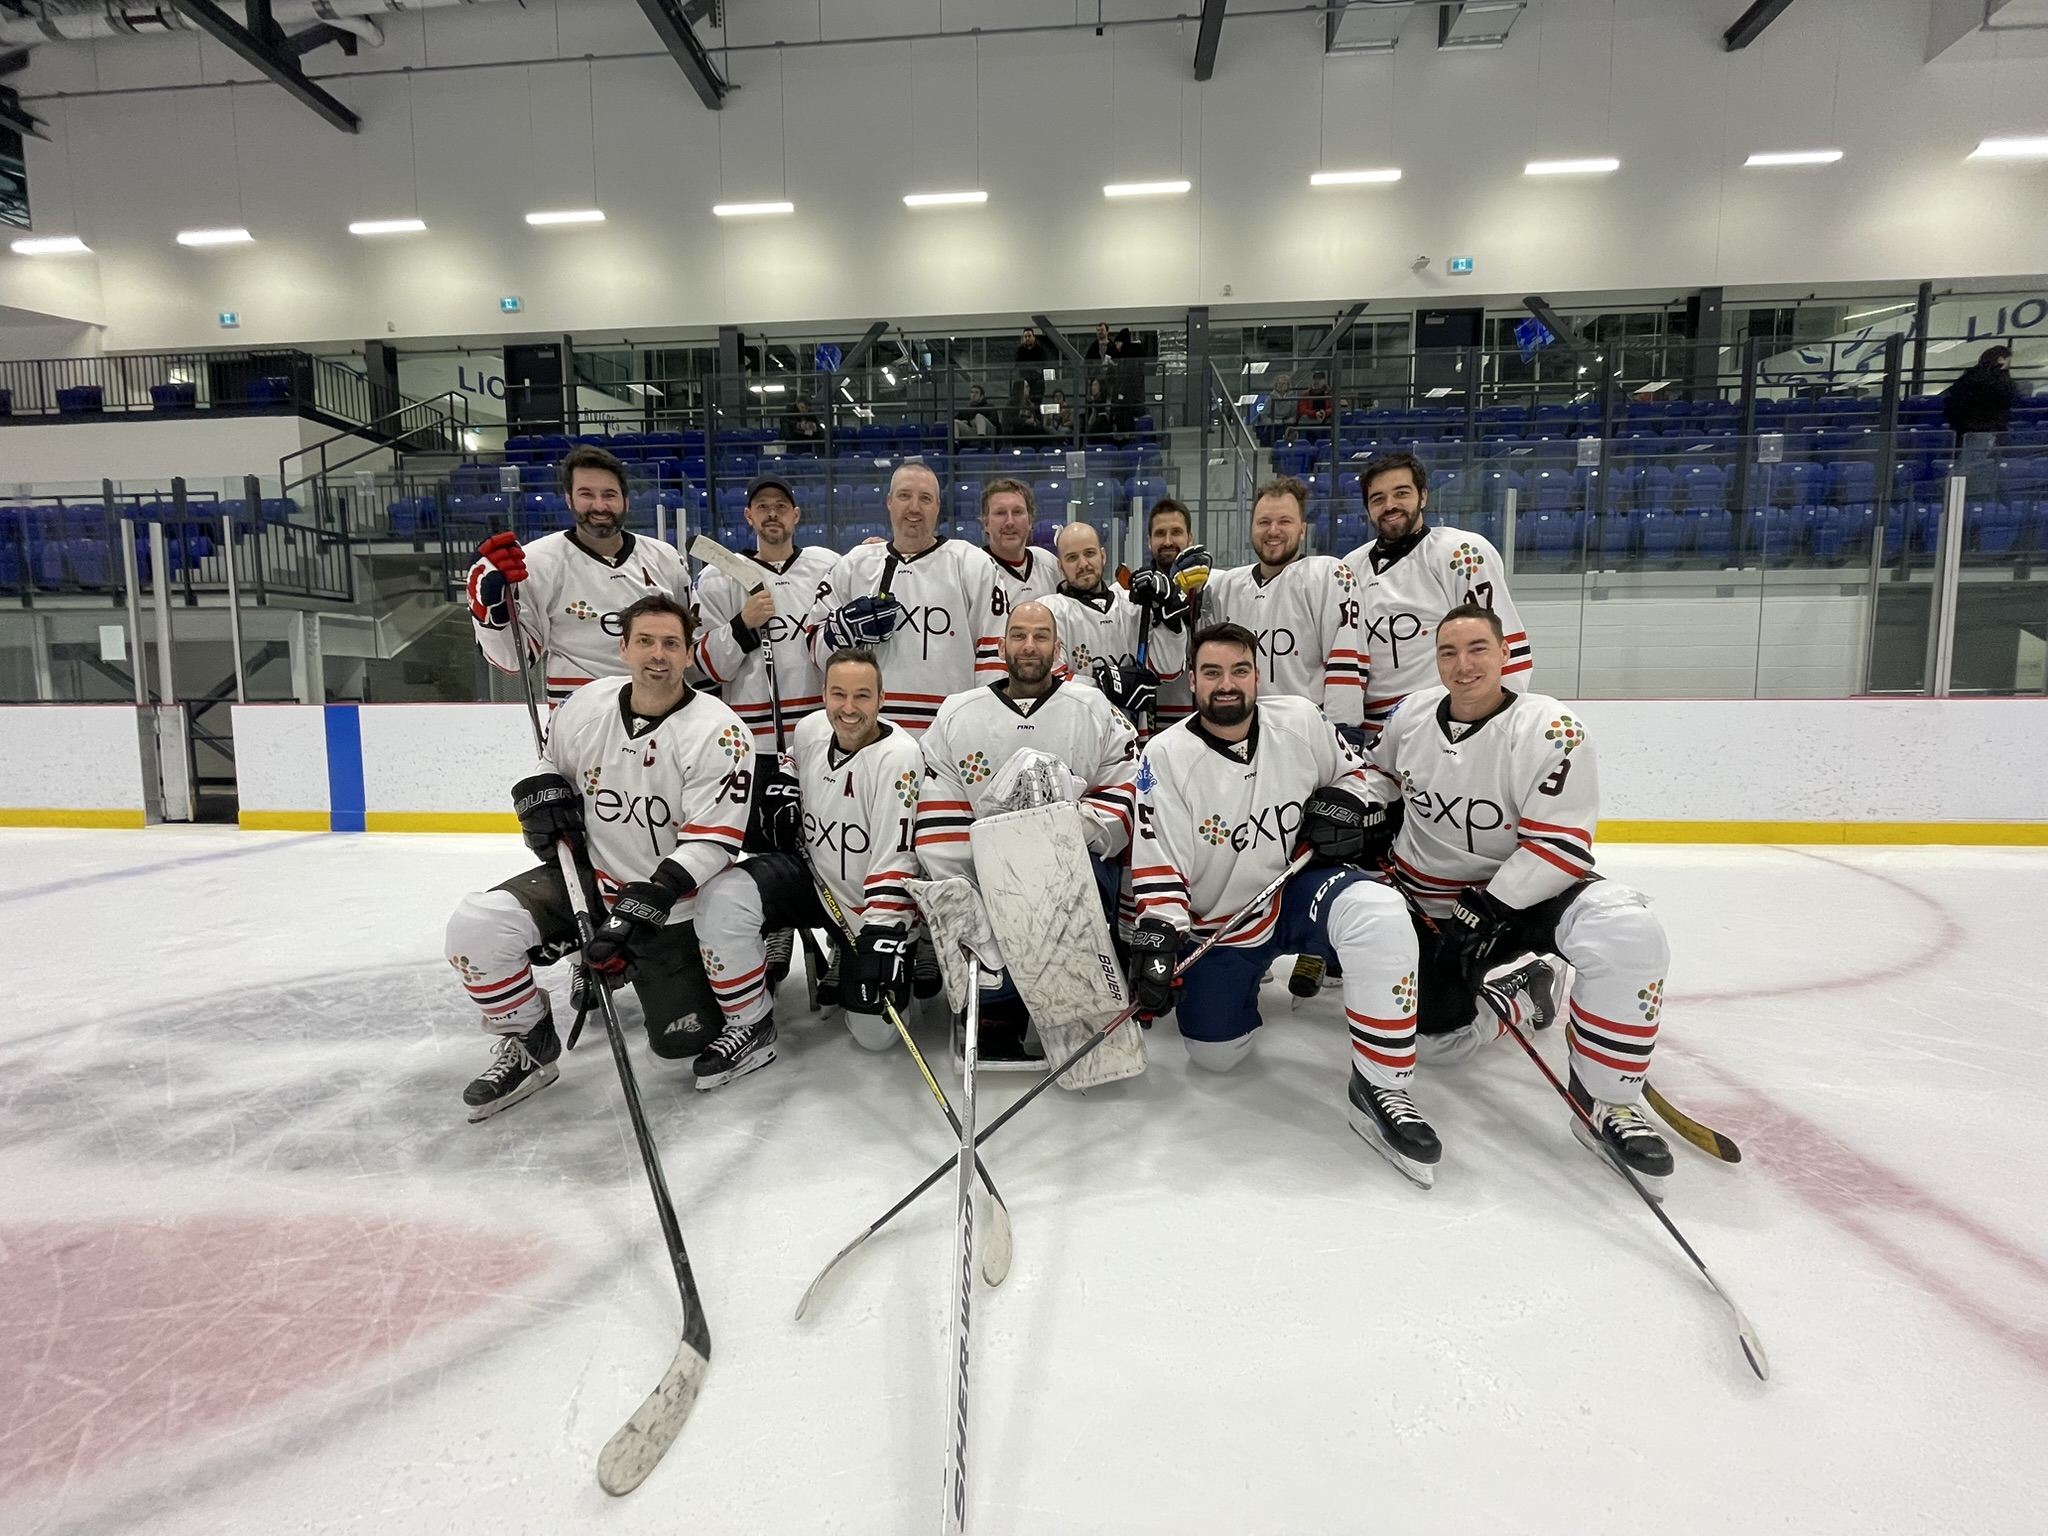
left=1127, top=622, right=1439, bottom=1183
left=693, top=648, right=929, bottom=1064
left=444, top=594, right=751, bottom=1118
left=916, top=600, right=1143, bottom=1082
left=1365, top=602, right=1674, bottom=1187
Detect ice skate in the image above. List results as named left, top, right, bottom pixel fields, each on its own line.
left=1346, top=1071, right=1441, bottom=1189
left=463, top=1011, right=562, bottom=1122
left=1573, top=1098, right=1674, bottom=1195
left=692, top=1014, right=778, bottom=1090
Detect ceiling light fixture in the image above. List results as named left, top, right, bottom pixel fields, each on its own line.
left=10, top=235, right=92, bottom=255
left=1523, top=158, right=1619, bottom=177
left=713, top=201, right=795, bottom=217
left=349, top=217, right=428, bottom=235
left=1103, top=180, right=1191, bottom=198
left=525, top=209, right=606, bottom=226
left=1968, top=136, right=2048, bottom=161
left=1310, top=168, right=1403, bottom=186
left=903, top=190, right=989, bottom=207
left=1744, top=149, right=1843, bottom=167
left=176, top=227, right=254, bottom=246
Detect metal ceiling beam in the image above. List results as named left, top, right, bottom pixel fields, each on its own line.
left=168, top=0, right=360, bottom=132
left=628, top=0, right=730, bottom=109
left=833, top=322, right=891, bottom=377
left=0, top=83, right=43, bottom=140
left=1304, top=302, right=1368, bottom=361
left=1194, top=0, right=1227, bottom=81
left=1722, top=0, right=1799, bottom=51
left=1029, top=315, right=1087, bottom=367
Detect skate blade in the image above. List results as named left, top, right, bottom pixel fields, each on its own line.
left=465, top=1061, right=560, bottom=1122
left=974, top=1054, right=1048, bottom=1073
left=1346, top=1104, right=1438, bottom=1190
left=693, top=1045, right=778, bottom=1091
left=1571, top=1115, right=1670, bottom=1202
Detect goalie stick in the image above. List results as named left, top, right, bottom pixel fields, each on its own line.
left=1385, top=865, right=1767, bottom=1381
left=943, top=943, right=983, bottom=1535
left=507, top=590, right=714, bottom=1489
left=796, top=848, right=1315, bottom=1320
left=805, top=878, right=1015, bottom=1302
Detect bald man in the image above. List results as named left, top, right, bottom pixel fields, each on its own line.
left=1039, top=521, right=1188, bottom=733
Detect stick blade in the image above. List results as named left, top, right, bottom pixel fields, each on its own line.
left=1734, top=1308, right=1771, bottom=1382
left=979, top=1191, right=1013, bottom=1287
left=1646, top=1083, right=1743, bottom=1163
left=597, top=1338, right=711, bottom=1496
left=794, top=1233, right=865, bottom=1322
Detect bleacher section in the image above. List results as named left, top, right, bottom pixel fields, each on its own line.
left=0, top=498, right=301, bottom=595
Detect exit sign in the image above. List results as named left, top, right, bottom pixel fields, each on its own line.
left=500, top=296, right=523, bottom=313
left=1447, top=256, right=1475, bottom=275
left=218, top=311, right=240, bottom=328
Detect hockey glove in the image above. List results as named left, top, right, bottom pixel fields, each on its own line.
left=1301, top=786, right=1400, bottom=866
left=848, top=926, right=915, bottom=1015
left=822, top=594, right=906, bottom=651
left=1128, top=917, right=1183, bottom=1019
left=1125, top=568, right=1189, bottom=629
left=1334, top=723, right=1376, bottom=759
left=1091, top=658, right=1159, bottom=723
left=511, top=772, right=583, bottom=855
left=469, top=531, right=528, bottom=628
left=583, top=863, right=695, bottom=976
left=746, top=754, right=804, bottom=856
left=1445, top=886, right=1519, bottom=991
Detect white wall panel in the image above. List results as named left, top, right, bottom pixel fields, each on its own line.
left=0, top=704, right=146, bottom=818
left=230, top=705, right=329, bottom=815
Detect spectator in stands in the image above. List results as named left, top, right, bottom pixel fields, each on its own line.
left=1082, top=379, right=1115, bottom=441
left=1086, top=322, right=1117, bottom=394
left=1015, top=326, right=1056, bottom=399
left=781, top=395, right=823, bottom=442
left=1045, top=389, right=1072, bottom=435
left=1002, top=379, right=1048, bottom=442
left=1110, top=327, right=1146, bottom=440
left=1260, top=371, right=1297, bottom=442
left=1298, top=369, right=1333, bottom=428
left=956, top=384, right=996, bottom=438
left=1944, top=346, right=2019, bottom=439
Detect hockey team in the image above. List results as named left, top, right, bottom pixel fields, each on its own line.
left=445, top=444, right=1679, bottom=1189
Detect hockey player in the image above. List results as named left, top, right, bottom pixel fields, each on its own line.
left=692, top=648, right=927, bottom=1065
left=1343, top=451, right=1533, bottom=731
left=1203, top=477, right=1366, bottom=729
left=1127, top=621, right=1442, bottom=1185
left=443, top=593, right=751, bottom=1118
left=980, top=477, right=1061, bottom=609
left=1146, top=498, right=1197, bottom=728
left=1039, top=521, right=1187, bottom=730
left=468, top=444, right=694, bottom=706
left=916, top=599, right=1138, bottom=1060
left=804, top=461, right=1007, bottom=735
left=1363, top=601, right=1673, bottom=1184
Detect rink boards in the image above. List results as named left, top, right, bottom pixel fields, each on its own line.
left=0, top=698, right=2045, bottom=842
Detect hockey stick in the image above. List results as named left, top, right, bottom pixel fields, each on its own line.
left=1382, top=867, right=1767, bottom=1380
left=805, top=878, right=1014, bottom=1300
left=503, top=579, right=593, bottom=1053
left=944, top=949, right=982, bottom=1535
left=555, top=841, right=716, bottom=1490
left=796, top=848, right=1314, bottom=1319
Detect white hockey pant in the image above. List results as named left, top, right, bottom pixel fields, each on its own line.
left=694, top=865, right=893, bottom=1051
left=1549, top=882, right=1668, bottom=1106
left=1331, top=882, right=1422, bottom=1094
left=446, top=890, right=551, bottom=1036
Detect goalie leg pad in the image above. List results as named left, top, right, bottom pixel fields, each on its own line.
left=969, top=801, right=1146, bottom=1091
left=1549, top=881, right=1667, bottom=1106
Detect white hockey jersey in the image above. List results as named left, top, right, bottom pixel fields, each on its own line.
left=692, top=545, right=838, bottom=750
left=1039, top=584, right=1187, bottom=687
left=915, top=678, right=1138, bottom=883
left=537, top=677, right=752, bottom=920
left=803, top=537, right=1006, bottom=735
left=987, top=544, right=1061, bottom=612
left=1343, top=525, right=1533, bottom=725
left=469, top=529, right=694, bottom=705
left=1364, top=685, right=1596, bottom=919
left=788, top=709, right=924, bottom=933
left=1131, top=694, right=1369, bottom=948
left=1203, top=554, right=1366, bottom=726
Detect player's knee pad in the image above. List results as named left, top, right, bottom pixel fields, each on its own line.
left=1184, top=1033, right=1256, bottom=1073
left=843, top=1009, right=897, bottom=1052
left=1553, top=882, right=1668, bottom=980
left=445, top=889, right=540, bottom=969
left=691, top=866, right=766, bottom=976
left=1325, top=881, right=1417, bottom=967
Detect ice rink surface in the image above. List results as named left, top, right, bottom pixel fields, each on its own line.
left=2, top=827, right=2045, bottom=1535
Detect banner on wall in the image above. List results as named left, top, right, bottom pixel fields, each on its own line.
left=397, top=353, right=641, bottom=428
left=1760, top=292, right=2048, bottom=385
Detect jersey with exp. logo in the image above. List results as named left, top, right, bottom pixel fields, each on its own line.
left=987, top=544, right=1061, bottom=611
left=1203, top=554, right=1366, bottom=726
left=1131, top=694, right=1369, bottom=947
left=693, top=546, right=838, bottom=749
left=914, top=677, right=1138, bottom=883
left=468, top=529, right=694, bottom=705
left=1342, top=526, right=1533, bottom=726
left=1364, top=685, right=1597, bottom=919
left=802, top=537, right=1006, bottom=735
left=788, top=708, right=924, bottom=932
left=538, top=676, right=751, bottom=920
left=1040, top=585, right=1187, bottom=687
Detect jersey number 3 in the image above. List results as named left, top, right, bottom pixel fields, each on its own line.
left=1537, top=758, right=1571, bottom=797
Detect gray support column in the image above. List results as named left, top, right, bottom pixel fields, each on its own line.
left=1909, top=281, right=1934, bottom=397
left=1925, top=473, right=1967, bottom=697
